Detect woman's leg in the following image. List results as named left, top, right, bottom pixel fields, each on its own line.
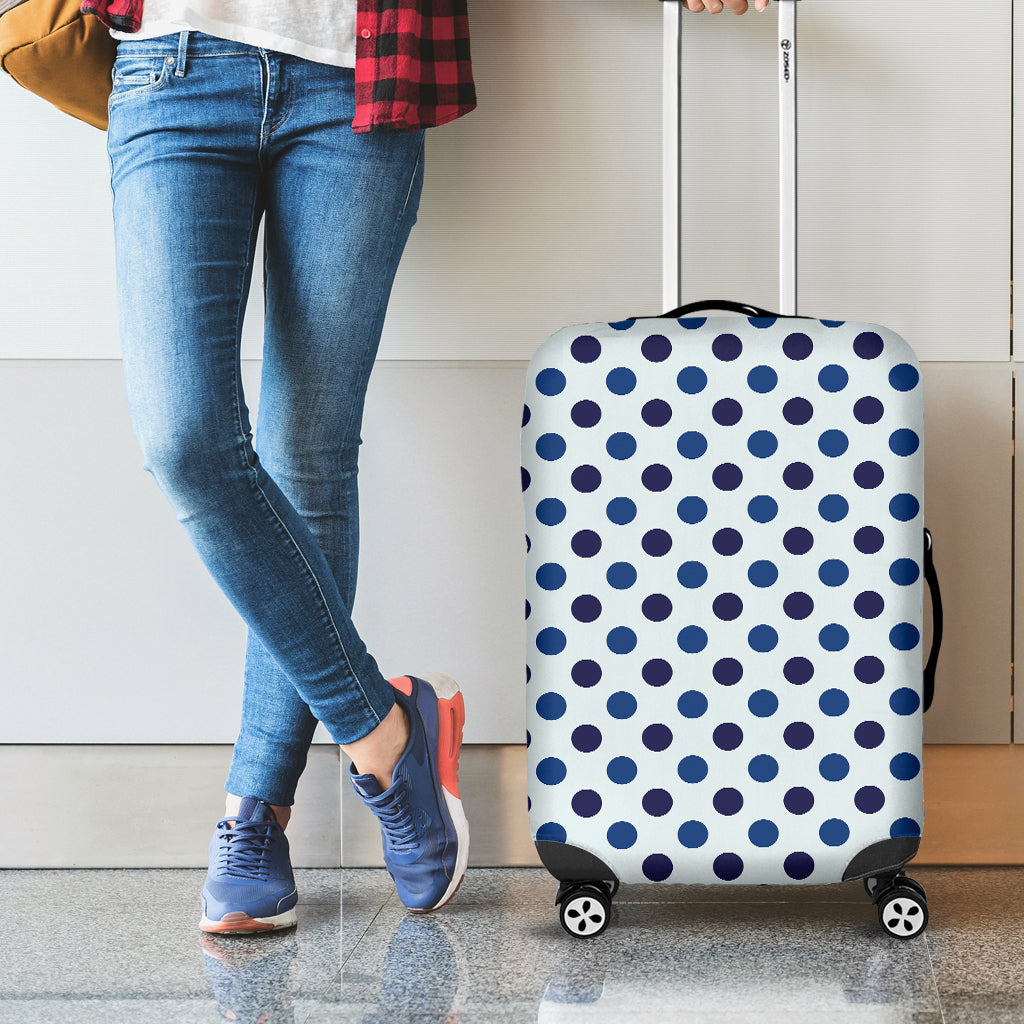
left=108, top=34, right=399, bottom=786
left=226, top=71, right=425, bottom=807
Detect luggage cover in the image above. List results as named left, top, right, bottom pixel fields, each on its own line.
left=522, top=314, right=926, bottom=886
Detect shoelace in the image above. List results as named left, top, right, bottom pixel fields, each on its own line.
left=372, top=782, right=421, bottom=854
left=215, top=818, right=274, bottom=880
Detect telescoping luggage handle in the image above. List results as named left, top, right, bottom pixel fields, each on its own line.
left=661, top=0, right=800, bottom=317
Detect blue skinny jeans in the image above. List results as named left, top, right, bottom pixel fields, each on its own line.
left=107, top=30, right=424, bottom=806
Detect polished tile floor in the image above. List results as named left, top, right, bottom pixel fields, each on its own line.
left=0, top=867, right=1021, bottom=1023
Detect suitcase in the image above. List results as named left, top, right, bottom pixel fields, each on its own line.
left=522, top=1, right=943, bottom=940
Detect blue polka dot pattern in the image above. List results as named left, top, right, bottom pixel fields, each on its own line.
left=525, top=316, right=925, bottom=885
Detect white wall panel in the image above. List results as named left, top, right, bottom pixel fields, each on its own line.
left=0, top=0, right=664, bottom=361
left=676, top=1, right=1009, bottom=362
left=921, top=363, right=1012, bottom=744
left=0, top=360, right=530, bottom=743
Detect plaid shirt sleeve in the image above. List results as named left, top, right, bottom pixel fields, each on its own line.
left=353, top=0, right=477, bottom=134
left=79, top=0, right=143, bottom=32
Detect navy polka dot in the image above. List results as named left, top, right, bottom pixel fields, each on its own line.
left=643, top=529, right=674, bottom=557
left=713, top=593, right=743, bottom=621
left=713, top=853, right=744, bottom=880
left=638, top=466, right=671, bottom=493
left=714, top=723, right=744, bottom=751
left=643, top=854, right=674, bottom=881
left=713, top=788, right=744, bottom=815
left=854, top=396, right=884, bottom=424
left=714, top=398, right=744, bottom=426
left=642, top=400, right=673, bottom=427
left=784, top=527, right=814, bottom=554
left=853, top=331, right=884, bottom=359
left=571, top=400, right=602, bottom=428
left=572, top=660, right=602, bottom=688
left=571, top=530, right=602, bottom=558
left=783, top=592, right=814, bottom=620
left=784, top=852, right=815, bottom=879
left=783, top=397, right=814, bottom=425
left=713, top=334, right=743, bottom=361
left=783, top=333, right=813, bottom=360
left=714, top=529, right=744, bottom=556
left=642, top=789, right=674, bottom=817
left=783, top=462, right=814, bottom=490
left=784, top=657, right=814, bottom=685
left=643, top=660, right=673, bottom=687
left=571, top=595, right=602, bottom=623
left=784, top=787, right=815, bottom=814
left=642, top=594, right=673, bottom=622
left=572, top=725, right=603, bottom=753
left=642, top=334, right=672, bottom=362
left=643, top=724, right=674, bottom=752
left=713, top=463, right=744, bottom=491
left=855, top=721, right=885, bottom=749
left=714, top=658, right=745, bottom=686
left=855, top=656, right=885, bottom=684
left=855, top=786, right=885, bottom=814
left=571, top=465, right=601, bottom=493
left=854, top=462, right=884, bottom=489
left=784, top=722, right=814, bottom=750
left=572, top=790, right=602, bottom=817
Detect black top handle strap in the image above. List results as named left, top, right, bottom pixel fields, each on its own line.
left=649, top=300, right=785, bottom=320
left=923, top=527, right=942, bottom=713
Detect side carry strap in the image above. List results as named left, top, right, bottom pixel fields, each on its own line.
left=923, top=527, right=942, bottom=713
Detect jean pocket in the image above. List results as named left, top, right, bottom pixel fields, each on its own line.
left=109, top=55, right=173, bottom=104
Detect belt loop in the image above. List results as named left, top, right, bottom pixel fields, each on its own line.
left=174, top=30, right=189, bottom=77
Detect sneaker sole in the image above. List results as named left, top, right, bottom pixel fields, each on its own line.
left=414, top=672, right=471, bottom=912
left=199, top=907, right=298, bottom=934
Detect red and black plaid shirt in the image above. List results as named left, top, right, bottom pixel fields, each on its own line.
left=79, top=0, right=477, bottom=133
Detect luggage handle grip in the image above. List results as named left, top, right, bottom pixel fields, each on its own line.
left=646, top=300, right=787, bottom=320
left=923, top=527, right=942, bottom=713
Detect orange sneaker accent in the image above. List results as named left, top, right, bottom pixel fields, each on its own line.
left=390, top=675, right=414, bottom=697
left=436, top=690, right=465, bottom=799
left=201, top=912, right=275, bottom=934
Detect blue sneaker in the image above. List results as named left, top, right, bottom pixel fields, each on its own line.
left=199, top=796, right=298, bottom=934
left=350, top=673, right=470, bottom=912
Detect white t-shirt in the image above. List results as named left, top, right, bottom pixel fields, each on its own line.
left=110, top=1, right=357, bottom=69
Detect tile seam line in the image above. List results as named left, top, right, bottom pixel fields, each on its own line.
left=924, top=933, right=948, bottom=1024
left=299, top=898, right=390, bottom=1024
